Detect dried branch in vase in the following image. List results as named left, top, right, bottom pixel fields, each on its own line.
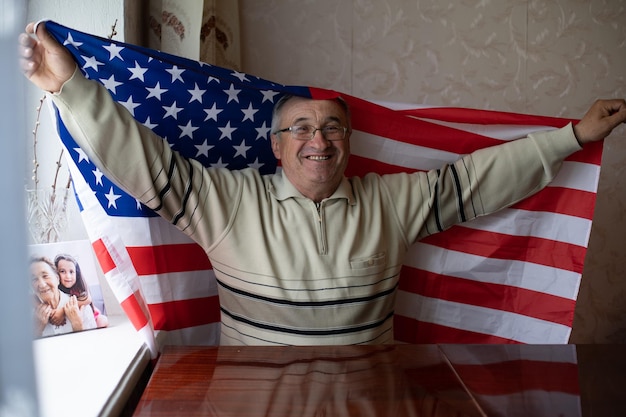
left=108, top=19, right=118, bottom=39
left=28, top=94, right=72, bottom=243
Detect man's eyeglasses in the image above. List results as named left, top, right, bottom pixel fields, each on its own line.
left=273, top=125, right=348, bottom=141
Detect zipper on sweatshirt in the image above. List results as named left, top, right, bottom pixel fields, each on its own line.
left=314, top=201, right=328, bottom=255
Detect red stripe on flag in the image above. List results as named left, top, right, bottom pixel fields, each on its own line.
left=512, top=187, right=597, bottom=219
left=92, top=238, right=116, bottom=274
left=126, top=243, right=212, bottom=275
left=120, top=292, right=150, bottom=330
left=398, top=107, right=577, bottom=129
left=422, top=226, right=587, bottom=273
left=399, top=268, right=576, bottom=326
left=148, top=296, right=221, bottom=331
left=353, top=108, right=502, bottom=154
left=394, top=315, right=520, bottom=344
left=306, top=87, right=341, bottom=101
left=565, top=140, right=603, bottom=165
left=346, top=154, right=417, bottom=177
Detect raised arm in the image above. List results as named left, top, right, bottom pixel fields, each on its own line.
left=19, top=21, right=243, bottom=250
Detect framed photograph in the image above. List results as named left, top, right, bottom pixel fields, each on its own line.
left=28, top=239, right=109, bottom=339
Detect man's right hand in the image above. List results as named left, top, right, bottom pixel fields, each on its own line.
left=19, top=21, right=77, bottom=93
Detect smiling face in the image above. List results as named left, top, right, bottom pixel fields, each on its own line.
left=56, top=258, right=77, bottom=289
left=30, top=260, right=60, bottom=305
left=270, top=97, right=351, bottom=202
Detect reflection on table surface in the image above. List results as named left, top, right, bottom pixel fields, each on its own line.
left=133, top=344, right=626, bottom=417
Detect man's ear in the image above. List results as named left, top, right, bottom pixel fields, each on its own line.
left=270, top=135, right=281, bottom=159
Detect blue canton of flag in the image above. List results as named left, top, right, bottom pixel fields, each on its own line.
left=46, top=21, right=310, bottom=217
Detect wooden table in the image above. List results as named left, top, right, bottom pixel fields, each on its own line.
left=132, top=344, right=625, bottom=416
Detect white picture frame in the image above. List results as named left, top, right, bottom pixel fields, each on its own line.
left=28, top=239, right=108, bottom=338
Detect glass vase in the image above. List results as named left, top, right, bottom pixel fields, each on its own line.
left=26, top=188, right=70, bottom=244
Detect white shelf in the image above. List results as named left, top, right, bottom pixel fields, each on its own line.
left=33, top=315, right=150, bottom=417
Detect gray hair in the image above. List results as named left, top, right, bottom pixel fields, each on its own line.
left=270, top=94, right=351, bottom=135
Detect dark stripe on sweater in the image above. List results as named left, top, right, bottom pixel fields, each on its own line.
left=450, top=164, right=466, bottom=222
left=433, top=169, right=443, bottom=232
left=460, top=159, right=478, bottom=218
left=172, top=159, right=194, bottom=226
left=220, top=307, right=395, bottom=337
left=216, top=277, right=398, bottom=307
left=153, top=155, right=177, bottom=212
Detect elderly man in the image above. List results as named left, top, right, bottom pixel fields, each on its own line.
left=20, top=22, right=626, bottom=346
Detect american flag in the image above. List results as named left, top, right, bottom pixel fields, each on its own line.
left=45, top=21, right=601, bottom=355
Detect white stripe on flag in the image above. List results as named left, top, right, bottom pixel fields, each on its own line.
left=406, top=243, right=581, bottom=300
left=550, top=161, right=600, bottom=192
left=351, top=130, right=461, bottom=170
left=136, top=324, right=158, bottom=358
left=111, top=216, right=196, bottom=247
left=140, top=270, right=218, bottom=304
left=395, top=291, right=572, bottom=343
left=155, top=323, right=221, bottom=346
left=460, top=208, right=592, bottom=247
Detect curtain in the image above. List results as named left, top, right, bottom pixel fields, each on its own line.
left=124, top=0, right=240, bottom=70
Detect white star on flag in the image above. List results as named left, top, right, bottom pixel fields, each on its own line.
left=261, top=90, right=280, bottom=103
left=188, top=83, right=206, bottom=103
left=179, top=120, right=199, bottom=139
left=120, top=96, right=141, bottom=116
left=92, top=167, right=104, bottom=186
left=218, top=121, right=236, bottom=140
left=195, top=140, right=214, bottom=158
left=255, top=122, right=271, bottom=140
left=163, top=102, right=183, bottom=119
left=211, top=157, right=229, bottom=169
left=142, top=116, right=158, bottom=130
left=73, top=147, right=90, bottom=163
left=100, top=75, right=123, bottom=94
left=166, top=66, right=185, bottom=83
left=224, top=84, right=241, bottom=103
left=104, top=187, right=122, bottom=209
left=204, top=103, right=223, bottom=121
left=82, top=55, right=104, bottom=71
left=146, top=82, right=168, bottom=100
left=248, top=158, right=265, bottom=170
left=128, top=61, right=148, bottom=81
left=63, top=32, right=82, bottom=48
left=231, top=71, right=249, bottom=82
left=241, top=103, right=258, bottom=122
left=233, top=140, right=252, bottom=158
left=103, top=43, right=124, bottom=60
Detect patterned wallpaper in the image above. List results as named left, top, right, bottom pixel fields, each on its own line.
left=240, top=0, right=626, bottom=343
